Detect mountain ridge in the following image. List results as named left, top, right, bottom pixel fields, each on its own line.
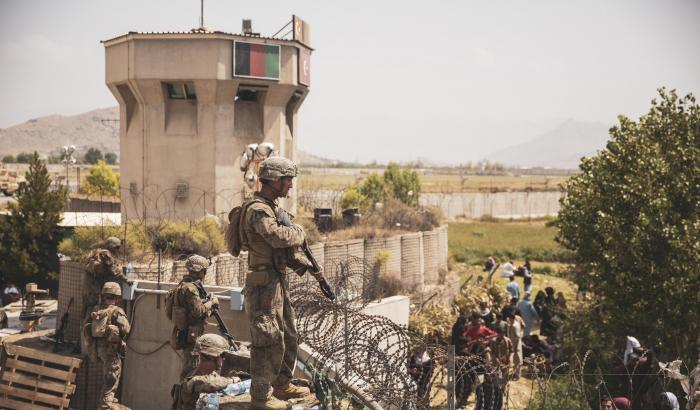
left=484, top=119, right=611, bottom=169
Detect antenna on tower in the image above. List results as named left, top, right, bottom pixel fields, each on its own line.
left=199, top=0, right=204, bottom=29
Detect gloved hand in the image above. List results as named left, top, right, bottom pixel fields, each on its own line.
left=207, top=295, right=219, bottom=311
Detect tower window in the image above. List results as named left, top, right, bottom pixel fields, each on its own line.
left=166, top=82, right=197, bottom=100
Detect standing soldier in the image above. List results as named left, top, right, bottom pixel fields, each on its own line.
left=83, top=282, right=130, bottom=410
left=83, top=237, right=127, bottom=319
left=168, top=255, right=219, bottom=380
left=239, top=156, right=320, bottom=410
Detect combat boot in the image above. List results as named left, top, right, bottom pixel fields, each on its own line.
left=272, top=383, right=310, bottom=400
left=251, top=396, right=290, bottom=410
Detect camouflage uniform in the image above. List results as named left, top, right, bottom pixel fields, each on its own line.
left=171, top=255, right=218, bottom=380
left=177, top=334, right=234, bottom=410
left=83, top=237, right=127, bottom=319
left=83, top=282, right=130, bottom=410
left=240, top=157, right=311, bottom=408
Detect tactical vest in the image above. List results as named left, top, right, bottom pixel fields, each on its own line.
left=242, top=197, right=289, bottom=274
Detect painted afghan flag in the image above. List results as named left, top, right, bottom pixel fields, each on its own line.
left=234, top=41, right=280, bottom=80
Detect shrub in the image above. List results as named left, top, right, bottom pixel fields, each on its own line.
left=296, top=217, right=322, bottom=245
left=80, top=160, right=120, bottom=197
left=59, top=218, right=225, bottom=262
left=364, top=198, right=441, bottom=232
left=339, top=187, right=370, bottom=212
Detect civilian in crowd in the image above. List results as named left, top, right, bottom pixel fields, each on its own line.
left=506, top=275, right=520, bottom=300
left=516, top=291, right=539, bottom=336
left=506, top=312, right=525, bottom=381
left=522, top=260, right=533, bottom=293
left=479, top=301, right=496, bottom=331
left=501, top=260, right=514, bottom=278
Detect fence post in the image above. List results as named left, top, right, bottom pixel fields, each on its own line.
left=448, top=344, right=455, bottom=410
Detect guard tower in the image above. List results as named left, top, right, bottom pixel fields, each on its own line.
left=102, top=17, right=312, bottom=221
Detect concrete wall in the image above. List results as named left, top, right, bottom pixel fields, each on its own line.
left=120, top=282, right=250, bottom=410
left=300, top=189, right=563, bottom=220
left=104, top=33, right=311, bottom=221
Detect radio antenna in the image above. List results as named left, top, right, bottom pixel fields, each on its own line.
left=199, top=0, right=204, bottom=29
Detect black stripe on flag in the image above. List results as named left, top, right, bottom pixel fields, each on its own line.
left=235, top=42, right=250, bottom=76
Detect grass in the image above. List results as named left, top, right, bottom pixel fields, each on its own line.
left=449, top=221, right=574, bottom=265
left=298, top=173, right=568, bottom=193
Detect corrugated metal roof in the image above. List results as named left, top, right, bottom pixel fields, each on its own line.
left=102, top=29, right=299, bottom=45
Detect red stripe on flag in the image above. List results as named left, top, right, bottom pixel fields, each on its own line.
left=250, top=44, right=265, bottom=77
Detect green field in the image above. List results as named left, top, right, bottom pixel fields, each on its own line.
left=448, top=221, right=573, bottom=267
left=299, top=173, right=568, bottom=192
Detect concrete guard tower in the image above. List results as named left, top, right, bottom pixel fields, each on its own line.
left=102, top=18, right=312, bottom=221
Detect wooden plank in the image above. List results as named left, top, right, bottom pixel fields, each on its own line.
left=0, top=396, right=58, bottom=410
left=4, top=344, right=82, bottom=368
left=0, top=384, right=68, bottom=407
left=1, top=372, right=75, bottom=395
left=4, top=359, right=76, bottom=383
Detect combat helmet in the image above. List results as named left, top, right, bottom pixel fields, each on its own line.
left=101, top=281, right=122, bottom=297
left=258, top=157, right=298, bottom=181
left=186, top=254, right=210, bottom=273
left=104, top=236, right=121, bottom=250
left=194, top=333, right=228, bottom=357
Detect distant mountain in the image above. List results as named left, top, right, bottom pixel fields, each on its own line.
left=0, top=107, right=120, bottom=158
left=0, top=107, right=336, bottom=165
left=485, top=119, right=611, bottom=169
left=296, top=150, right=339, bottom=166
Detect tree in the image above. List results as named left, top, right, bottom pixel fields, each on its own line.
left=339, top=187, right=371, bottom=211
left=84, top=147, right=103, bottom=165
left=80, top=160, right=120, bottom=197
left=15, top=152, right=33, bottom=163
left=383, top=162, right=421, bottom=206
left=2, top=154, right=15, bottom=164
left=0, top=152, right=67, bottom=288
left=556, top=89, right=700, bottom=361
left=360, top=172, right=390, bottom=206
left=104, top=152, right=118, bottom=165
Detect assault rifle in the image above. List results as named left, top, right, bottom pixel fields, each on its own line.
left=193, top=280, right=238, bottom=351
left=278, top=208, right=336, bottom=301
left=53, top=297, right=73, bottom=352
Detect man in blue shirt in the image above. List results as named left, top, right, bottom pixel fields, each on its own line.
left=506, top=275, right=520, bottom=300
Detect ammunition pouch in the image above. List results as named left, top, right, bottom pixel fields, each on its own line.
left=246, top=269, right=273, bottom=287
left=171, top=327, right=189, bottom=350
left=171, top=305, right=188, bottom=329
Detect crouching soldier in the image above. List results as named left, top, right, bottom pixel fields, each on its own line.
left=83, top=282, right=130, bottom=410
left=174, top=333, right=239, bottom=410
left=167, top=255, right=219, bottom=380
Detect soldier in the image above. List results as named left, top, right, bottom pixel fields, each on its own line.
left=240, top=156, right=320, bottom=410
left=83, top=282, right=130, bottom=410
left=176, top=333, right=238, bottom=410
left=83, top=237, right=128, bottom=319
left=169, top=254, right=219, bottom=380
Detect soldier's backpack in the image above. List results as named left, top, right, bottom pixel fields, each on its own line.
left=225, top=199, right=261, bottom=257
left=164, top=284, right=187, bottom=329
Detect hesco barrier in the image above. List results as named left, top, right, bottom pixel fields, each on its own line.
left=400, top=232, right=425, bottom=292
left=436, top=225, right=449, bottom=272
left=422, top=230, right=439, bottom=285
left=364, top=236, right=402, bottom=276
left=58, top=225, right=448, bottom=312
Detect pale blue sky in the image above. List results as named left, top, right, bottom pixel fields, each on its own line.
left=1, top=0, right=698, bottom=163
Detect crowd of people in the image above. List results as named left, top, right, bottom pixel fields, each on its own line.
left=411, top=256, right=569, bottom=409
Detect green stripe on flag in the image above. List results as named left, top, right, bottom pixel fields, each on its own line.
left=264, top=45, right=279, bottom=79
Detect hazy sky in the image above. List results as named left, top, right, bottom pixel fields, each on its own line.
left=1, top=0, right=698, bottom=163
